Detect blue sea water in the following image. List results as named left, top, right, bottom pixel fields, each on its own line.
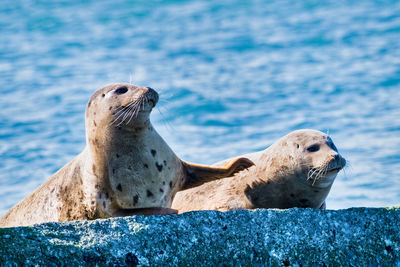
left=0, top=0, right=399, bottom=215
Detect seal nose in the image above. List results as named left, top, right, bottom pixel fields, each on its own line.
left=145, top=87, right=159, bottom=107
left=332, top=154, right=346, bottom=168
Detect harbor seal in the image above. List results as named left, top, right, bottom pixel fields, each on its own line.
left=172, top=129, right=346, bottom=212
left=0, top=83, right=253, bottom=227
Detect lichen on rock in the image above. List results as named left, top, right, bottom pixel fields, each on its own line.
left=1, top=207, right=400, bottom=266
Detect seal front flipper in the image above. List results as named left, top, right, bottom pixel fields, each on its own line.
left=181, top=157, right=254, bottom=190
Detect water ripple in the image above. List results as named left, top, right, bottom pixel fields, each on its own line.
left=0, top=0, right=399, bottom=214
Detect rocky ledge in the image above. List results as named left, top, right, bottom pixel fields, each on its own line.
left=1, top=207, right=399, bottom=266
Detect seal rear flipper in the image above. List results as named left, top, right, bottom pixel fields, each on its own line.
left=181, top=157, right=254, bottom=190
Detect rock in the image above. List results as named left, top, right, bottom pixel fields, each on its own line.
left=1, top=207, right=400, bottom=266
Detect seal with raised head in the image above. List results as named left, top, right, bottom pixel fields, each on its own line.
left=172, top=129, right=346, bottom=213
left=0, top=83, right=253, bottom=227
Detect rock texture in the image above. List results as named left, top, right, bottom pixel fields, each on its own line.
left=1, top=207, right=399, bottom=266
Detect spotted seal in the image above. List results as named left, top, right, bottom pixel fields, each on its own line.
left=0, top=83, right=253, bottom=227
left=172, top=129, right=346, bottom=212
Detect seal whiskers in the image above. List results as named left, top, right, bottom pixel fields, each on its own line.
left=307, top=158, right=332, bottom=186
left=111, top=97, right=144, bottom=127
left=111, top=100, right=137, bottom=126
left=125, top=96, right=145, bottom=125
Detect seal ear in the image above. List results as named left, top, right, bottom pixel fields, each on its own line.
left=181, top=157, right=255, bottom=190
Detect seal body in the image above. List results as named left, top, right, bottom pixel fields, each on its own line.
left=172, top=129, right=346, bottom=213
left=0, top=84, right=253, bottom=227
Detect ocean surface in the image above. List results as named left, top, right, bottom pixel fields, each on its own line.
left=0, top=0, right=399, bottom=215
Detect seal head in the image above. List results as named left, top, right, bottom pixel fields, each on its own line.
left=244, top=129, right=346, bottom=209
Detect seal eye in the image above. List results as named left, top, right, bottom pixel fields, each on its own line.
left=115, top=87, right=128, bottom=94
left=307, top=145, right=320, bottom=152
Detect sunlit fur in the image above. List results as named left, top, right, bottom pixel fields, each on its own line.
left=172, top=129, right=346, bottom=212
